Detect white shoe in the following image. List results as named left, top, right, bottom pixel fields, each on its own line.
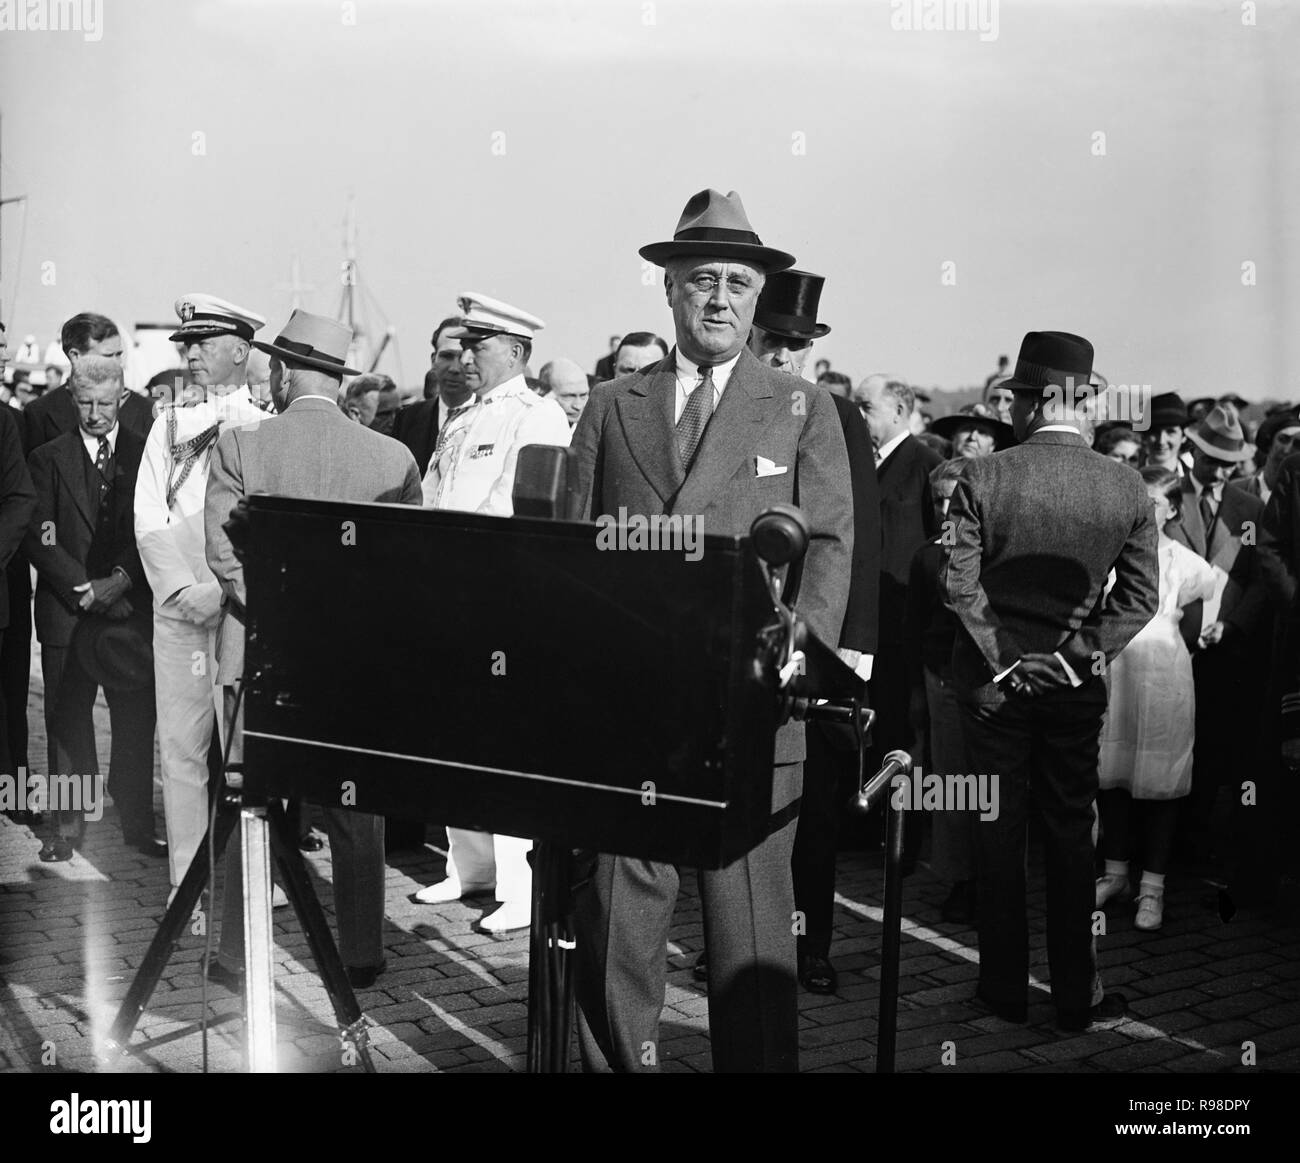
left=272, top=884, right=289, bottom=910
left=1095, top=873, right=1132, bottom=909
left=414, top=878, right=492, bottom=905
left=479, top=899, right=531, bottom=933
left=1134, top=894, right=1164, bottom=931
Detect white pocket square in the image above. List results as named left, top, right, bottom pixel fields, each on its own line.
left=755, top=456, right=788, bottom=477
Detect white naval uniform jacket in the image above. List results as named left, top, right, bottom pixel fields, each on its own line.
left=135, top=385, right=271, bottom=621
left=428, top=374, right=571, bottom=514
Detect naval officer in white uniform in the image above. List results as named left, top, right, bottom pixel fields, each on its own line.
left=134, top=293, right=272, bottom=892
left=416, top=292, right=570, bottom=931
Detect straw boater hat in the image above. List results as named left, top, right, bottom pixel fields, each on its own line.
left=639, top=189, right=796, bottom=272
left=253, top=309, right=359, bottom=376
left=1186, top=403, right=1255, bottom=463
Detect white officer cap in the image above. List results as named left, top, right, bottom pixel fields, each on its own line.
left=456, top=292, right=545, bottom=341
left=169, top=293, right=266, bottom=343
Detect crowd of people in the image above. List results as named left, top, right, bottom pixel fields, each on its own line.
left=1, top=184, right=1298, bottom=1074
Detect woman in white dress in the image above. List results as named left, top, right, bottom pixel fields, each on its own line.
left=1096, top=466, right=1216, bottom=931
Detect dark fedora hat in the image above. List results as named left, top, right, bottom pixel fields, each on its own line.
left=1004, top=331, right=1094, bottom=394
left=71, top=613, right=154, bottom=693
left=1145, top=392, right=1189, bottom=430
left=639, top=189, right=796, bottom=272
left=753, top=269, right=830, bottom=340
left=930, top=403, right=1016, bottom=451
left=253, top=309, right=360, bottom=377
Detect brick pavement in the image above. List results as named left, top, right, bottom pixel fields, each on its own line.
left=1, top=648, right=1298, bottom=1073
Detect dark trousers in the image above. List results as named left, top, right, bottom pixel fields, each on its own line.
left=41, top=642, right=156, bottom=843
left=216, top=686, right=385, bottom=970
left=0, top=560, right=31, bottom=777
left=792, top=724, right=853, bottom=959
left=574, top=767, right=802, bottom=1074
left=959, top=681, right=1103, bottom=1016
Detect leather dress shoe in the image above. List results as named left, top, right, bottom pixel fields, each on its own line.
left=298, top=831, right=325, bottom=853
left=345, top=960, right=387, bottom=990
left=127, top=837, right=168, bottom=859
left=974, top=986, right=1027, bottom=1024
left=206, top=960, right=245, bottom=991
left=1057, top=992, right=1128, bottom=1032
left=798, top=953, right=838, bottom=995
left=38, top=837, right=74, bottom=863
left=692, top=951, right=708, bottom=982
left=480, top=900, right=531, bottom=933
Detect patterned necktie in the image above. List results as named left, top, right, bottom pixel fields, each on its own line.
left=676, top=365, right=714, bottom=471
left=94, top=436, right=112, bottom=509
left=425, top=401, right=477, bottom=505
left=1199, top=486, right=1218, bottom=535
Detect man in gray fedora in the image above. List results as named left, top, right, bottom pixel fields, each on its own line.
left=570, top=189, right=853, bottom=1071
left=204, top=309, right=422, bottom=990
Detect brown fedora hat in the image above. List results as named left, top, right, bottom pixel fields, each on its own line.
left=253, top=309, right=360, bottom=376
left=639, top=189, right=796, bottom=272
left=1187, top=403, right=1255, bottom=463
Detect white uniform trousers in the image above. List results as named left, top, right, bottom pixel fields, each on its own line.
left=445, top=828, right=532, bottom=903
left=154, top=614, right=220, bottom=888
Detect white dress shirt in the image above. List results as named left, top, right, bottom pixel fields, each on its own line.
left=81, top=422, right=119, bottom=462
left=873, top=428, right=910, bottom=467
left=673, top=348, right=742, bottom=423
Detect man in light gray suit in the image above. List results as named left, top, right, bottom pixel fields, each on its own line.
left=204, top=309, right=422, bottom=990
left=570, top=190, right=853, bottom=1072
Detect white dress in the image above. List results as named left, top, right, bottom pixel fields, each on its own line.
left=1098, top=539, right=1217, bottom=800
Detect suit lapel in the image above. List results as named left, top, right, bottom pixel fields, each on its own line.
left=672, top=350, right=777, bottom=517
left=615, top=357, right=682, bottom=506
left=57, top=436, right=97, bottom=533
left=1178, top=479, right=1207, bottom=557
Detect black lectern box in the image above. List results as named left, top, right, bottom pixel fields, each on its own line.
left=241, top=496, right=779, bottom=868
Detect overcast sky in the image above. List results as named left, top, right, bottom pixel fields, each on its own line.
left=1, top=0, right=1296, bottom=400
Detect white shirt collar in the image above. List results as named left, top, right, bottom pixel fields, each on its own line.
left=81, top=423, right=119, bottom=459
left=673, top=348, right=741, bottom=423
left=287, top=394, right=338, bottom=408
left=874, top=429, right=910, bottom=465
left=1036, top=424, right=1082, bottom=434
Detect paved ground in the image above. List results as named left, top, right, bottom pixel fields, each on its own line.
left=2, top=646, right=1298, bottom=1074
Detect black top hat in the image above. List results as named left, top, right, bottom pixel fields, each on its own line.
left=753, top=269, right=830, bottom=340
left=1146, top=392, right=1189, bottom=430
left=71, top=613, right=154, bottom=693
left=1004, top=331, right=1094, bottom=394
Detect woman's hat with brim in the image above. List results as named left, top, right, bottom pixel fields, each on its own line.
left=930, top=404, right=1016, bottom=451
left=253, top=309, right=360, bottom=376
left=71, top=613, right=154, bottom=693
left=753, top=269, right=830, bottom=339
left=1186, top=403, right=1255, bottom=463
left=639, top=189, right=796, bottom=272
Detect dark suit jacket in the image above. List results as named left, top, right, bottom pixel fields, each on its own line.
left=830, top=393, right=881, bottom=656
left=1259, top=452, right=1300, bottom=614
left=391, top=398, right=440, bottom=476
left=25, top=427, right=150, bottom=648
left=876, top=433, right=942, bottom=649
left=0, top=408, right=37, bottom=629
left=22, top=384, right=79, bottom=455
left=571, top=348, right=854, bottom=779
left=1168, top=477, right=1264, bottom=647
left=943, top=429, right=1158, bottom=692
left=118, top=391, right=157, bottom=441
